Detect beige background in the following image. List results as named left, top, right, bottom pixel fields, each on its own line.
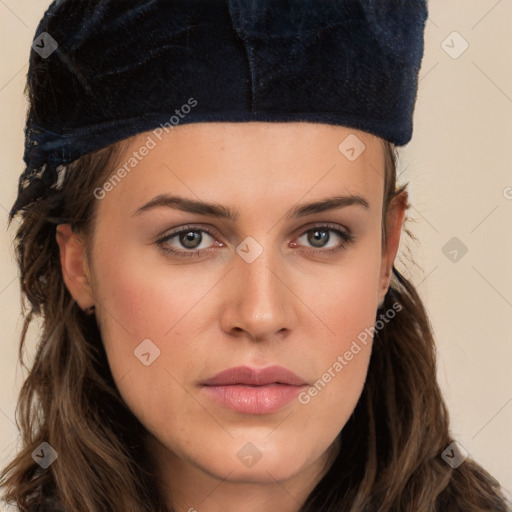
left=1, top=0, right=511, bottom=506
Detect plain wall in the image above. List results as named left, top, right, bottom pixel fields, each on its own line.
left=1, top=0, right=511, bottom=507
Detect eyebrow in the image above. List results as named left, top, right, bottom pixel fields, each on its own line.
left=132, top=193, right=370, bottom=220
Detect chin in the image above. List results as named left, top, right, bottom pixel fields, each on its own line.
left=189, top=434, right=324, bottom=484
left=200, top=453, right=306, bottom=484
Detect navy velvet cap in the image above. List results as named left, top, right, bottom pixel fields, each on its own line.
left=12, top=0, right=428, bottom=218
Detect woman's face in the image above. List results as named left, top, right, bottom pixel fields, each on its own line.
left=58, top=122, right=403, bottom=497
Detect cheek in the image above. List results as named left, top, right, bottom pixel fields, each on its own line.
left=312, top=236, right=382, bottom=346
left=90, top=238, right=219, bottom=386
left=296, top=239, right=381, bottom=418
left=91, top=250, right=205, bottom=431
left=92, top=237, right=200, bottom=340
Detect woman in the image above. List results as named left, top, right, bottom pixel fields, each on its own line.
left=1, top=1, right=510, bottom=511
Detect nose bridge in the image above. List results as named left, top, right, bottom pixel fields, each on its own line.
left=221, top=237, right=294, bottom=339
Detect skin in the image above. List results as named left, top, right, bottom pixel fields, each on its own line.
left=56, top=122, right=406, bottom=512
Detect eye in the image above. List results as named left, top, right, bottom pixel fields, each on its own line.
left=293, top=224, right=355, bottom=254
left=156, top=225, right=220, bottom=258
left=156, top=223, right=355, bottom=258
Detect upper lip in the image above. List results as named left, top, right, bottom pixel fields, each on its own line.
left=201, top=365, right=307, bottom=386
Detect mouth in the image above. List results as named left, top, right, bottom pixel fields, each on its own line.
left=200, top=365, right=308, bottom=415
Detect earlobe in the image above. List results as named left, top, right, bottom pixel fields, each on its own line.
left=55, top=224, right=94, bottom=311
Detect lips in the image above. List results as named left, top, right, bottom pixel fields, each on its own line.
left=200, top=365, right=307, bottom=387
left=200, top=365, right=308, bottom=414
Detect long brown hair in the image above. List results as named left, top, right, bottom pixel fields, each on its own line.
left=2, top=137, right=510, bottom=511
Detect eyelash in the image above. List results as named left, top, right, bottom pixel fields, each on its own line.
left=156, top=223, right=355, bottom=258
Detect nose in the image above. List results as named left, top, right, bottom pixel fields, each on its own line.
left=218, top=245, right=297, bottom=342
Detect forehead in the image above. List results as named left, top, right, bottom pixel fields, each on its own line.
left=99, top=122, right=386, bottom=220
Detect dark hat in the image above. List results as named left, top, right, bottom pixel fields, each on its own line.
left=12, top=0, right=428, bottom=218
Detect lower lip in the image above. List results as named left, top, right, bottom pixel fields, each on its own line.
left=201, top=383, right=306, bottom=414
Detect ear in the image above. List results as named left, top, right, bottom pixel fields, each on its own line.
left=378, top=190, right=408, bottom=305
left=55, top=224, right=94, bottom=310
